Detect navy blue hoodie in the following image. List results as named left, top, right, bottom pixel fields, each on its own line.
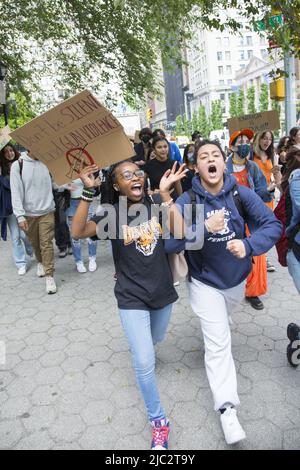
left=165, top=174, right=282, bottom=290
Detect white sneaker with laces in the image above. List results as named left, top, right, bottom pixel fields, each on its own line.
left=76, top=261, right=87, bottom=273
left=18, top=266, right=27, bottom=276
left=220, top=407, right=246, bottom=445
left=46, top=276, right=57, bottom=294
left=37, top=263, right=45, bottom=277
left=88, top=256, right=97, bottom=272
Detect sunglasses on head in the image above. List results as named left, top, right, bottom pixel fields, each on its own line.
left=121, top=169, right=145, bottom=181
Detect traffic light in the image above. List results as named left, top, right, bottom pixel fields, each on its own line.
left=270, top=79, right=285, bottom=100
left=147, top=108, right=153, bottom=121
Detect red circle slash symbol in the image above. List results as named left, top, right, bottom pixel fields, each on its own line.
left=65, top=147, right=95, bottom=179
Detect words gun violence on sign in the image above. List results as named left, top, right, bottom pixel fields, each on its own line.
left=227, top=110, right=280, bottom=136
left=10, top=90, right=135, bottom=185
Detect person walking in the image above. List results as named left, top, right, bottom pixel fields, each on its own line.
left=166, top=140, right=281, bottom=445
left=227, top=129, right=273, bottom=310
left=10, top=150, right=57, bottom=294
left=67, top=178, right=98, bottom=273
left=181, top=143, right=196, bottom=192
left=72, top=161, right=186, bottom=450
left=152, top=129, right=183, bottom=163
left=0, top=143, right=33, bottom=275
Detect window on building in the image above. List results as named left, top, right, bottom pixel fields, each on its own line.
left=219, top=80, right=225, bottom=85
left=261, top=49, right=268, bottom=59
left=220, top=93, right=226, bottom=101
left=239, top=37, right=244, bottom=46
left=246, top=36, right=253, bottom=46
left=240, top=64, right=246, bottom=69
left=227, top=79, right=233, bottom=85
left=226, top=65, right=232, bottom=75
left=217, top=51, right=223, bottom=61
left=218, top=66, right=224, bottom=75
left=224, top=37, right=230, bottom=47
left=260, top=36, right=266, bottom=45
left=225, top=51, right=231, bottom=61
left=248, top=50, right=253, bottom=59
left=239, top=50, right=245, bottom=60
left=216, top=37, right=222, bottom=47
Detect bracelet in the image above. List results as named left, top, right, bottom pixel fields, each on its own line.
left=81, top=187, right=95, bottom=203
left=161, top=199, right=174, bottom=208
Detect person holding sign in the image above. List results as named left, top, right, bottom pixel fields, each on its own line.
left=10, top=150, right=57, bottom=294
left=71, top=161, right=187, bottom=450
left=0, top=143, right=33, bottom=275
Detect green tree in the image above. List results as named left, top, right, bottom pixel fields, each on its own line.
left=259, top=83, right=269, bottom=112
left=182, top=113, right=191, bottom=136
left=0, top=91, right=36, bottom=129
left=191, top=111, right=199, bottom=134
left=198, top=105, right=210, bottom=139
left=272, top=100, right=282, bottom=137
left=211, top=100, right=223, bottom=130
left=175, top=115, right=184, bottom=135
left=247, top=86, right=257, bottom=114
left=229, top=93, right=238, bottom=118
left=1, top=1, right=300, bottom=110
left=237, top=89, right=245, bottom=117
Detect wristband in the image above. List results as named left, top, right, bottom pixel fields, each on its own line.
left=161, top=199, right=174, bottom=208
left=81, top=187, right=95, bottom=203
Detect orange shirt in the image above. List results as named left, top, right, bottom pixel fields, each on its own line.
left=253, top=155, right=274, bottom=210
left=232, top=167, right=250, bottom=188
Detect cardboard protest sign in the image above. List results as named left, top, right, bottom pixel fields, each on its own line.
left=227, top=110, right=280, bottom=136
left=10, top=90, right=135, bottom=184
left=0, top=126, right=12, bottom=151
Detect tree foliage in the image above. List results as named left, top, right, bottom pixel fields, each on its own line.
left=1, top=0, right=300, bottom=110
left=211, top=100, right=223, bottom=130
left=247, top=86, right=257, bottom=114
left=259, top=83, right=269, bottom=112
left=229, top=93, right=238, bottom=118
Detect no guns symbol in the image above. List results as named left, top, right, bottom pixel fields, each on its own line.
left=65, top=145, right=95, bottom=179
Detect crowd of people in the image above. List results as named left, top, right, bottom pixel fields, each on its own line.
left=1, top=125, right=300, bottom=450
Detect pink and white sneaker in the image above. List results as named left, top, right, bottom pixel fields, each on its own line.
left=151, top=418, right=170, bottom=450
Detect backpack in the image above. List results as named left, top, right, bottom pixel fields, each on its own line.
left=274, top=187, right=300, bottom=267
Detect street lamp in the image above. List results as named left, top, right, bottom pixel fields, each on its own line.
left=0, top=61, right=8, bottom=125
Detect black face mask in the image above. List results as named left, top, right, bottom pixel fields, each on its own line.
left=141, top=135, right=151, bottom=144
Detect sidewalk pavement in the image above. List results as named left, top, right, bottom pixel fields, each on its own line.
left=0, top=240, right=300, bottom=450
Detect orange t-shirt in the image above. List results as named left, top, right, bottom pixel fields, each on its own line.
left=232, top=168, right=250, bottom=188
left=253, top=155, right=274, bottom=210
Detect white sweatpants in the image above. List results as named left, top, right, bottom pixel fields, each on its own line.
left=189, top=277, right=245, bottom=411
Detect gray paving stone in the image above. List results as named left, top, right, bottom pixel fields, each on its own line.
left=283, top=428, right=300, bottom=450
left=1, top=396, right=31, bottom=419
left=81, top=400, right=114, bottom=426
left=79, top=424, right=119, bottom=450
left=14, top=431, right=55, bottom=450
left=35, top=366, right=64, bottom=385
left=49, top=414, right=86, bottom=442
left=0, top=420, right=24, bottom=449
left=22, top=405, right=57, bottom=433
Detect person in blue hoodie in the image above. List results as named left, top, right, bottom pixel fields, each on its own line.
left=164, top=139, right=281, bottom=445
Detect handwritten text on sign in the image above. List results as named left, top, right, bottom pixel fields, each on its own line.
left=10, top=91, right=134, bottom=184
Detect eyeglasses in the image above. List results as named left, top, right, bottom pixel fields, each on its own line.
left=121, top=170, right=145, bottom=180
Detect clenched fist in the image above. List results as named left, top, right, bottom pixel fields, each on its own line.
left=226, top=239, right=246, bottom=259
left=205, top=209, right=225, bottom=233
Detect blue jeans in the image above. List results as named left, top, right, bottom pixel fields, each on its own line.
left=287, top=250, right=300, bottom=294
left=119, top=304, right=173, bottom=422
left=67, top=199, right=97, bottom=263
left=7, top=214, right=33, bottom=268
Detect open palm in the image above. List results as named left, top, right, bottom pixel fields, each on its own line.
left=160, top=163, right=187, bottom=193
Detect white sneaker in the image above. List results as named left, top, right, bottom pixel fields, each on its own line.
left=46, top=276, right=57, bottom=294
left=18, top=266, right=27, bottom=276
left=88, top=257, right=97, bottom=272
left=76, top=261, right=87, bottom=273
left=37, top=263, right=45, bottom=277
left=220, top=407, right=246, bottom=445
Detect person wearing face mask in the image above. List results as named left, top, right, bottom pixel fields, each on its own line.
left=132, top=128, right=153, bottom=166
left=227, top=129, right=273, bottom=311
left=181, top=143, right=196, bottom=192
